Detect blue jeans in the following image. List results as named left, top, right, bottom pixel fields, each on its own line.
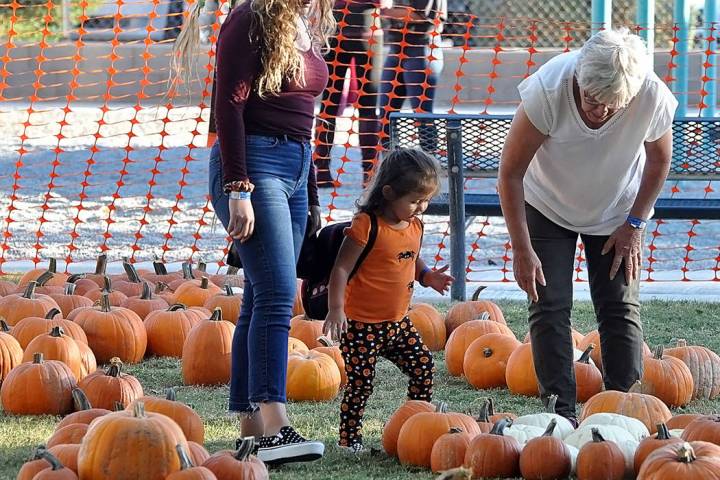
left=379, top=44, right=438, bottom=150
left=209, top=136, right=310, bottom=412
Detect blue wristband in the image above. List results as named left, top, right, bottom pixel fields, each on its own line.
left=229, top=191, right=251, bottom=201
left=418, top=266, right=431, bottom=286
left=626, top=215, right=647, bottom=230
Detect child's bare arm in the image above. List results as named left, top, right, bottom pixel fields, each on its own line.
left=324, top=237, right=365, bottom=341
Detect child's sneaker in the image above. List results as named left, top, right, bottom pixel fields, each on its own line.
left=338, top=442, right=364, bottom=455
left=255, top=426, right=324, bottom=465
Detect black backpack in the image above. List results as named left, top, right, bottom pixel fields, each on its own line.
left=226, top=213, right=378, bottom=320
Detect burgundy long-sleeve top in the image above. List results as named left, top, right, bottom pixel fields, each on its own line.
left=214, top=2, right=329, bottom=206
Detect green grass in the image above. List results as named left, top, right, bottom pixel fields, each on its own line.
left=2, top=300, right=720, bottom=479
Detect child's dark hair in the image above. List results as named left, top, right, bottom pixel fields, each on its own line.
left=357, top=147, right=440, bottom=214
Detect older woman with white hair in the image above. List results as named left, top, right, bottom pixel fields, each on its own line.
left=498, top=28, right=678, bottom=424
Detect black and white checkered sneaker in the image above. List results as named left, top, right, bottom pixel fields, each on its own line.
left=255, top=426, right=325, bottom=465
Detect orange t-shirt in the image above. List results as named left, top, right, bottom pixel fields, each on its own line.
left=344, top=212, right=423, bottom=322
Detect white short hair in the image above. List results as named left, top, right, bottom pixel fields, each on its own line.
left=576, top=28, right=650, bottom=108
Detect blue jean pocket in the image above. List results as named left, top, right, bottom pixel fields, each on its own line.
left=246, top=135, right=280, bottom=148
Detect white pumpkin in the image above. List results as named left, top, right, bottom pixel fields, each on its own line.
left=566, top=444, right=579, bottom=475
left=573, top=347, right=596, bottom=366
left=514, top=395, right=575, bottom=439
left=565, top=424, right=639, bottom=475
left=579, top=412, right=650, bottom=442
left=504, top=423, right=545, bottom=445
left=670, top=428, right=684, bottom=437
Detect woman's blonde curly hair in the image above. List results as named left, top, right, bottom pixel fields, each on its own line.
left=170, top=0, right=335, bottom=98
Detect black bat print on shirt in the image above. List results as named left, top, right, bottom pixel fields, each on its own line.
left=397, top=250, right=416, bottom=262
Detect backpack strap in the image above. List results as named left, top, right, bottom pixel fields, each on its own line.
left=348, top=212, right=378, bottom=282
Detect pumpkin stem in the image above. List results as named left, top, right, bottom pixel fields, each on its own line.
left=182, top=262, right=194, bottom=280
left=578, top=344, right=594, bottom=364
left=49, top=326, right=65, bottom=338
left=656, top=423, right=671, bottom=440
left=227, top=266, right=239, bottom=275
left=317, top=336, right=334, bottom=347
left=99, top=293, right=112, bottom=313
left=123, top=259, right=142, bottom=284
left=139, top=281, right=153, bottom=300
left=38, top=450, right=65, bottom=471
left=22, top=281, right=38, bottom=299
left=224, top=284, right=234, bottom=296
left=155, top=282, right=170, bottom=294
left=542, top=419, right=557, bottom=437
left=106, top=357, right=123, bottom=377
left=545, top=394, right=558, bottom=414
left=31, top=445, right=48, bottom=460
left=210, top=308, right=223, bottom=321
left=676, top=339, right=688, bottom=348
left=200, top=277, right=209, bottom=289
left=487, top=398, right=496, bottom=417
left=153, top=256, right=168, bottom=275
left=113, top=401, right=125, bottom=411
left=470, top=285, right=487, bottom=301
left=102, top=275, right=113, bottom=293
left=94, top=254, right=108, bottom=275
left=0, top=319, right=9, bottom=332
left=676, top=442, right=697, bottom=463
left=165, top=387, right=177, bottom=402
left=168, top=303, right=188, bottom=311
left=132, top=401, right=145, bottom=417
left=475, top=399, right=490, bottom=423
left=432, top=401, right=448, bottom=413
left=628, top=381, right=643, bottom=394
left=45, top=308, right=61, bottom=319
left=72, top=388, right=93, bottom=411
left=36, top=270, right=54, bottom=286
left=64, top=283, right=77, bottom=295
left=198, top=259, right=207, bottom=273
left=590, top=427, right=606, bottom=443
left=176, top=443, right=195, bottom=470
left=48, top=258, right=58, bottom=273
left=234, top=437, right=256, bottom=461
left=477, top=311, right=490, bottom=321
left=654, top=345, right=665, bottom=359
left=482, top=347, right=493, bottom=358
left=448, top=427, right=463, bottom=434
left=33, top=352, right=44, bottom=363
left=489, top=417, right=513, bottom=435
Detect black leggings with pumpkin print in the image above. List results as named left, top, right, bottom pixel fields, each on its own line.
left=339, top=317, right=435, bottom=447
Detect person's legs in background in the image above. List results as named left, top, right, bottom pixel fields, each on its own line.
left=404, top=45, right=439, bottom=153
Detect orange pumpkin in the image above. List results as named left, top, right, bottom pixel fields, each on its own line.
left=0, top=281, right=60, bottom=326
left=288, top=337, right=309, bottom=355
left=576, top=428, right=626, bottom=480
left=312, top=336, right=346, bottom=387
left=34, top=271, right=68, bottom=295
left=166, top=444, right=218, bottom=480
left=382, top=399, right=437, bottom=457
left=16, top=447, right=52, bottom=480
left=48, top=284, right=94, bottom=318
left=444, top=286, right=506, bottom=335
left=519, top=419, right=572, bottom=480
left=464, top=333, right=520, bottom=389
left=188, top=441, right=211, bottom=466
left=77, top=401, right=189, bottom=480
left=430, top=427, right=472, bottom=473
left=580, top=382, right=672, bottom=434
left=286, top=350, right=341, bottom=401
left=289, top=314, right=325, bottom=349
left=127, top=387, right=204, bottom=444
left=578, top=329, right=652, bottom=374
left=681, top=415, right=720, bottom=445
left=445, top=316, right=515, bottom=376
left=56, top=388, right=111, bottom=430
left=69, top=293, right=147, bottom=364
left=68, top=277, right=99, bottom=297
left=47, top=423, right=89, bottom=448
left=639, top=345, right=694, bottom=407
left=114, top=260, right=155, bottom=297
left=0, top=352, right=77, bottom=415
left=83, top=276, right=128, bottom=306
left=78, top=357, right=144, bottom=410
left=667, top=413, right=705, bottom=430
left=72, top=255, right=109, bottom=286
left=18, top=259, right=68, bottom=287
left=29, top=450, right=78, bottom=480
left=145, top=304, right=206, bottom=358
left=0, top=318, right=22, bottom=385
left=505, top=342, right=540, bottom=396
left=407, top=303, right=446, bottom=351
left=74, top=340, right=97, bottom=380
left=634, top=423, right=684, bottom=475
left=0, top=279, right=17, bottom=296
left=202, top=437, right=268, bottom=480
left=464, top=418, right=521, bottom=479
left=143, top=258, right=183, bottom=286
left=203, top=284, right=242, bottom=326
left=292, top=278, right=304, bottom=316
left=664, top=339, right=720, bottom=400
left=532, top=327, right=584, bottom=347
left=396, top=402, right=481, bottom=468
left=182, top=308, right=233, bottom=386
left=11, top=308, right=88, bottom=349
left=637, top=441, right=720, bottom=479
left=23, top=326, right=84, bottom=380
left=47, top=444, right=80, bottom=475
left=575, top=344, right=604, bottom=402
left=207, top=265, right=244, bottom=289
left=120, top=281, right=169, bottom=320
left=173, top=277, right=222, bottom=307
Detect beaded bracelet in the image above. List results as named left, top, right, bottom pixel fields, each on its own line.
left=223, top=179, right=255, bottom=194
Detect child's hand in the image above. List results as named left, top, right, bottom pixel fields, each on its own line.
left=424, top=265, right=454, bottom=295
left=323, top=308, right=348, bottom=342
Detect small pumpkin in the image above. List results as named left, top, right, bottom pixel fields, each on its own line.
left=145, top=303, right=205, bottom=358
left=188, top=441, right=211, bottom=466
left=72, top=255, right=109, bottom=286
left=0, top=281, right=60, bottom=326
left=165, top=444, right=218, bottom=480
left=464, top=418, right=521, bottom=479
left=47, top=423, right=89, bottom=448
left=202, top=437, right=268, bottom=480
left=55, top=387, right=111, bottom=430
left=407, top=303, right=446, bottom=351
left=445, top=286, right=506, bottom=335
left=120, top=281, right=169, bottom=320
left=637, top=441, right=720, bottom=479
left=17, top=447, right=53, bottom=480
left=576, top=428, right=626, bottom=480
left=312, top=336, right=346, bottom=387
left=639, top=345, right=694, bottom=407
left=519, top=419, right=572, bottom=480
left=0, top=318, right=23, bottom=385
left=29, top=449, right=78, bottom=480
left=289, top=314, right=325, bottom=350
left=181, top=308, right=233, bottom=386
left=513, top=394, right=575, bottom=439
left=288, top=336, right=309, bottom=355
left=47, top=444, right=80, bottom=475
left=83, top=276, right=128, bottom=306
left=681, top=415, right=720, bottom=445
left=382, top=399, right=437, bottom=457
left=505, top=342, right=539, bottom=396
left=634, top=423, right=684, bottom=474
left=430, top=427, right=472, bottom=473
left=446, top=315, right=516, bottom=376
left=485, top=397, right=518, bottom=423
left=0, top=352, right=77, bottom=414
left=173, top=276, right=222, bottom=307
left=202, top=284, right=242, bottom=326
left=127, top=387, right=204, bottom=444
left=78, top=357, right=144, bottom=410
left=575, top=344, right=604, bottom=402
left=664, top=338, right=720, bottom=400
left=286, top=350, right=341, bottom=401
left=114, top=259, right=155, bottom=297
left=23, top=326, right=84, bottom=380
left=48, top=283, right=94, bottom=318
left=463, top=332, right=520, bottom=389
left=667, top=413, right=705, bottom=430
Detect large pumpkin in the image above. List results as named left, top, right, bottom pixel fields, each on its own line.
left=580, top=383, right=672, bottom=434
left=127, top=387, right=204, bottom=444
left=78, top=357, right=144, bottom=410
left=0, top=352, right=77, bottom=415
left=407, top=303, right=446, bottom=352
left=145, top=304, right=206, bottom=358
left=637, top=441, right=720, bottom=479
left=202, top=437, right=268, bottom=480
left=182, top=308, right=233, bottom=386
left=0, top=319, right=23, bottom=385
left=444, top=286, right=506, bottom=335
left=464, top=333, right=520, bottom=389
left=464, top=418, right=521, bottom=479
left=23, top=326, right=85, bottom=380
left=203, top=284, right=242, bottom=326
left=664, top=339, right=720, bottom=400
left=0, top=281, right=60, bottom=326
left=77, top=401, right=189, bottom=479
left=69, top=293, right=147, bottom=364
left=289, top=314, right=325, bottom=350
left=120, top=281, right=169, bottom=320
left=11, top=308, right=88, bottom=349
left=286, top=350, right=341, bottom=401
left=639, top=345, right=694, bottom=407
left=382, top=400, right=437, bottom=457
left=445, top=316, right=515, bottom=376
left=396, top=402, right=481, bottom=468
